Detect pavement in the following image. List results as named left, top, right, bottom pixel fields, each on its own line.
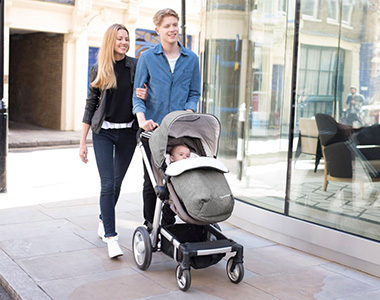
left=1, top=123, right=380, bottom=299
left=7, top=121, right=92, bottom=149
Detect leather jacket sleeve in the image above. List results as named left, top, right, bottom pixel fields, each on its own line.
left=82, top=65, right=101, bottom=125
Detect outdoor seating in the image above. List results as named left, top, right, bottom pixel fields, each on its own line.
left=315, top=113, right=380, bottom=191
left=295, top=118, right=322, bottom=172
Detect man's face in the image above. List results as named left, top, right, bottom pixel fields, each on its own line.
left=156, top=16, right=179, bottom=45
left=351, top=88, right=357, bottom=94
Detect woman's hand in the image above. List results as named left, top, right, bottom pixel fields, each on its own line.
left=79, top=123, right=90, bottom=164
left=136, top=112, right=158, bottom=132
left=136, top=83, right=148, bottom=101
left=140, top=119, right=158, bottom=132
left=79, top=144, right=88, bottom=164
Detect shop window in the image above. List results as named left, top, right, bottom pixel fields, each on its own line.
left=327, top=0, right=339, bottom=22
left=302, top=0, right=319, bottom=19
left=263, top=0, right=286, bottom=15
left=207, top=0, right=245, bottom=11
left=45, top=0, right=74, bottom=4
left=342, top=0, right=355, bottom=25
left=297, top=45, right=344, bottom=118
left=278, top=0, right=286, bottom=13
left=87, top=47, right=99, bottom=94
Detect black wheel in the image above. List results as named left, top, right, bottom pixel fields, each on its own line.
left=132, top=226, right=152, bottom=270
left=176, top=265, right=191, bottom=291
left=226, top=257, right=244, bottom=284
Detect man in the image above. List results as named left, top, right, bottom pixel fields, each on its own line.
left=345, top=86, right=365, bottom=126
left=346, top=86, right=365, bottom=112
left=133, top=8, right=201, bottom=228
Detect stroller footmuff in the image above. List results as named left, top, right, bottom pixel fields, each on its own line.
left=132, top=111, right=244, bottom=291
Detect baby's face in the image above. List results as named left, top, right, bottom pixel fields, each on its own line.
left=170, top=145, right=191, bottom=162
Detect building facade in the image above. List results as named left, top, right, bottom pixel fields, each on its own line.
left=4, top=0, right=202, bottom=130
left=200, top=0, right=380, bottom=277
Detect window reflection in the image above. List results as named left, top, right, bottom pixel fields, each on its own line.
left=302, top=0, right=319, bottom=18
left=291, top=0, right=380, bottom=241
left=342, top=0, right=354, bottom=25
left=201, top=0, right=380, bottom=241
left=327, top=0, right=339, bottom=22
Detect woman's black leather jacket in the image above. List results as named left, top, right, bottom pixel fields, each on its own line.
left=82, top=55, right=138, bottom=134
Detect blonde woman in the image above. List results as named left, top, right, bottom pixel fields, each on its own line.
left=80, top=24, right=146, bottom=258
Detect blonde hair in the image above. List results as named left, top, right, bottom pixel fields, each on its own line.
left=91, top=24, right=129, bottom=90
left=153, top=8, right=179, bottom=27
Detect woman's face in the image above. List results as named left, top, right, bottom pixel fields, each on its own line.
left=114, top=29, right=129, bottom=60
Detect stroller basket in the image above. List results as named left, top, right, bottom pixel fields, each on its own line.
left=161, top=223, right=226, bottom=269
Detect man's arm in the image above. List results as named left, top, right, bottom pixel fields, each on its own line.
left=133, top=56, right=149, bottom=116
left=184, top=55, right=201, bottom=112
left=132, top=55, right=158, bottom=131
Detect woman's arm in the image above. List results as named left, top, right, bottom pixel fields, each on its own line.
left=79, top=123, right=91, bottom=163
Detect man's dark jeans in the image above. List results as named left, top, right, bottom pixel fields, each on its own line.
left=92, top=128, right=137, bottom=237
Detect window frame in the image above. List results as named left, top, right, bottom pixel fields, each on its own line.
left=302, top=0, right=319, bottom=19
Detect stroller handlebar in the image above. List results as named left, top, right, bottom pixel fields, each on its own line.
left=136, top=127, right=155, bottom=143
left=136, top=128, right=144, bottom=143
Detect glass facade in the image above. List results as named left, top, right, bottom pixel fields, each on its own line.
left=201, top=0, right=380, bottom=241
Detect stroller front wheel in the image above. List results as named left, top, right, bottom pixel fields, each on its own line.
left=132, top=226, right=152, bottom=270
left=176, top=265, right=191, bottom=291
left=226, top=257, right=244, bottom=284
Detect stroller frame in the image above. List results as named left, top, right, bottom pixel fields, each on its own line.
left=132, top=127, right=244, bottom=291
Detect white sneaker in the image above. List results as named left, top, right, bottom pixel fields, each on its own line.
left=97, top=221, right=107, bottom=242
left=107, top=236, right=123, bottom=258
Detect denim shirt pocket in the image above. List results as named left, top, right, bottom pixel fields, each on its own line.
left=175, top=68, right=193, bottom=88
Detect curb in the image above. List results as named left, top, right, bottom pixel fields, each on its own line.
left=0, top=250, right=51, bottom=300
left=8, top=139, right=92, bottom=150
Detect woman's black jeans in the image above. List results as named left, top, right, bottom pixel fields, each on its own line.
left=92, top=128, right=137, bottom=238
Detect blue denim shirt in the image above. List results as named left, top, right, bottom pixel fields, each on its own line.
left=132, top=42, right=200, bottom=125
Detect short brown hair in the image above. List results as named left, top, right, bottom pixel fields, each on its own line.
left=153, top=8, right=179, bottom=27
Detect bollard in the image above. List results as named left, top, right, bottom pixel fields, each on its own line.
left=0, top=99, right=7, bottom=193
left=236, top=103, right=246, bottom=180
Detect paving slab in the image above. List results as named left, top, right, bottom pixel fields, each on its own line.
left=0, top=250, right=50, bottom=300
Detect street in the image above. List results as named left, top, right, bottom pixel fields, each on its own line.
left=0, top=145, right=144, bottom=209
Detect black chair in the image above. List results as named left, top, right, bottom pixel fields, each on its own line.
left=295, top=118, right=322, bottom=172
left=315, top=113, right=380, bottom=191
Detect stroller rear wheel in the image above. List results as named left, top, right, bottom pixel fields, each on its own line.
left=176, top=265, right=191, bottom=291
left=226, top=257, right=244, bottom=283
left=132, top=226, right=152, bottom=270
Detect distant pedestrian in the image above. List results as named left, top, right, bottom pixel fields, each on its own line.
left=343, top=86, right=365, bottom=126
left=132, top=8, right=200, bottom=229
left=79, top=24, right=146, bottom=258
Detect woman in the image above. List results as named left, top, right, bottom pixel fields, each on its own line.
left=79, top=24, right=146, bottom=258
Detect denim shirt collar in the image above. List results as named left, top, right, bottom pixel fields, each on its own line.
left=153, top=42, right=189, bottom=57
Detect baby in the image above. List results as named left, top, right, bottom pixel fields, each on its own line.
left=169, top=144, right=191, bottom=162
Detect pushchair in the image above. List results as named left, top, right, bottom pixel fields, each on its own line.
left=132, top=111, right=244, bottom=291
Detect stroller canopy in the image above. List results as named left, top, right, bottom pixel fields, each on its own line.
left=149, top=111, right=221, bottom=168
